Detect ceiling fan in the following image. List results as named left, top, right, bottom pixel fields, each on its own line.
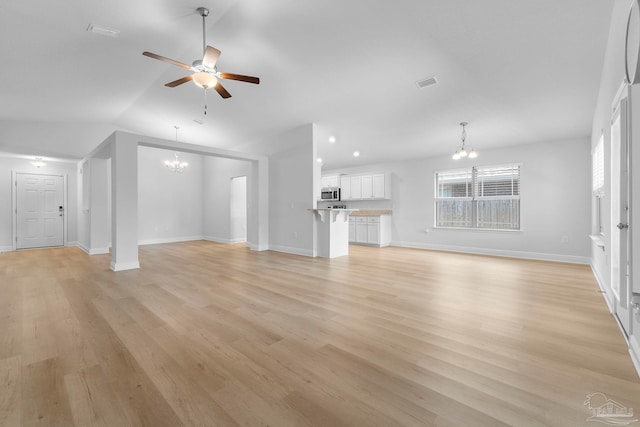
left=143, top=7, right=260, bottom=100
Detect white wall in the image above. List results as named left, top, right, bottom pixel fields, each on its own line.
left=137, top=146, right=204, bottom=245
left=591, top=0, right=629, bottom=298
left=325, top=137, right=591, bottom=263
left=591, top=0, right=640, bottom=375
left=268, top=124, right=317, bottom=256
left=0, top=157, right=78, bottom=251
left=203, top=156, right=251, bottom=243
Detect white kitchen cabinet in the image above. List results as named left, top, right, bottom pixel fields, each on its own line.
left=349, top=215, right=391, bottom=247
left=340, top=172, right=389, bottom=200
left=367, top=222, right=379, bottom=244
left=361, top=175, right=373, bottom=199
left=341, top=176, right=351, bottom=200
left=321, top=174, right=340, bottom=188
left=350, top=176, right=362, bottom=199
left=355, top=221, right=368, bottom=242
left=372, top=174, right=385, bottom=199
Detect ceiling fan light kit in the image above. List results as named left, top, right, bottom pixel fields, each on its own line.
left=142, top=6, right=260, bottom=100
left=192, top=72, right=218, bottom=89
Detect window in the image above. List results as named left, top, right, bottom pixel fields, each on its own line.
left=435, top=164, right=520, bottom=230
left=592, top=135, right=604, bottom=196
left=592, top=135, right=604, bottom=235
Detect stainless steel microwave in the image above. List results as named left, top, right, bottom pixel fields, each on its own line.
left=320, top=187, right=340, bottom=201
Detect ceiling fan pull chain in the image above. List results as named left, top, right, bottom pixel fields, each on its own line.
left=204, top=89, right=208, bottom=115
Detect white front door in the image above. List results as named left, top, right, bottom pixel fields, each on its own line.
left=16, top=173, right=64, bottom=249
left=611, top=87, right=631, bottom=336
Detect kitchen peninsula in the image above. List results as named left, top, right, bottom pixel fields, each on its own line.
left=310, top=208, right=358, bottom=258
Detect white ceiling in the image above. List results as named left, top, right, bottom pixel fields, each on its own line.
left=0, top=0, right=613, bottom=168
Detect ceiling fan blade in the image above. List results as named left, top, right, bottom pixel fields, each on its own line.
left=143, top=51, right=192, bottom=70
left=202, top=45, right=221, bottom=68
left=165, top=75, right=194, bottom=87
left=219, top=73, right=260, bottom=84
left=214, top=81, right=232, bottom=99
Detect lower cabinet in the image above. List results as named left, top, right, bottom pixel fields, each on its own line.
left=349, top=215, right=391, bottom=247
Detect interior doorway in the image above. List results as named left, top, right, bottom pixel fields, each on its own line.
left=611, top=83, right=631, bottom=337
left=230, top=176, right=247, bottom=243
left=14, top=172, right=65, bottom=249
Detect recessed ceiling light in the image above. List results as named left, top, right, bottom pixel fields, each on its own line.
left=353, top=151, right=360, bottom=157
left=86, top=24, right=120, bottom=38
left=328, top=136, right=336, bottom=143
left=316, top=157, right=323, bottom=163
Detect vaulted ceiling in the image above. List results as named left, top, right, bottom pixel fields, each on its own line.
left=0, top=0, right=613, bottom=168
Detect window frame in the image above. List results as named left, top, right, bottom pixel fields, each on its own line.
left=434, top=163, right=521, bottom=231
left=592, top=134, right=605, bottom=236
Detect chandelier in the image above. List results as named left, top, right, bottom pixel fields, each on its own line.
left=165, top=152, right=189, bottom=173
left=452, top=122, right=478, bottom=160
left=165, top=126, right=189, bottom=172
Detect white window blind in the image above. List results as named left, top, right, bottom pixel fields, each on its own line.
left=435, top=169, right=473, bottom=228
left=435, top=164, right=520, bottom=230
left=592, top=135, right=604, bottom=195
left=436, top=169, right=472, bottom=199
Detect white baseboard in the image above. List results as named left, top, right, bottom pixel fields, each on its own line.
left=138, top=236, right=204, bottom=246
left=268, top=244, right=313, bottom=257
left=77, top=243, right=110, bottom=255
left=247, top=243, right=268, bottom=251
left=390, top=241, right=590, bottom=264
left=630, top=335, right=640, bottom=380
left=204, top=236, right=232, bottom=244
left=66, top=241, right=78, bottom=248
left=89, top=247, right=110, bottom=255
left=590, top=263, right=614, bottom=314
left=204, top=236, right=248, bottom=245
left=110, top=260, right=140, bottom=271
left=0, top=245, right=13, bottom=253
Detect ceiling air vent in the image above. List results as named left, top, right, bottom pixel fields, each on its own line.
left=416, top=76, right=437, bottom=89
left=86, top=24, right=120, bottom=38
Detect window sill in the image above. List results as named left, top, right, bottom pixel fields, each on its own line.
left=589, top=234, right=605, bottom=249
left=433, top=226, right=522, bottom=233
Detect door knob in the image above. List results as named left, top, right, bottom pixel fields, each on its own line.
left=617, top=222, right=629, bottom=230
left=59, top=206, right=64, bottom=217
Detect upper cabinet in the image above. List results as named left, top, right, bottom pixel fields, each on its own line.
left=321, top=174, right=340, bottom=188
left=340, top=172, right=390, bottom=201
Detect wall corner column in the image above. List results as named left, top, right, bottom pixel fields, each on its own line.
left=110, top=133, right=139, bottom=271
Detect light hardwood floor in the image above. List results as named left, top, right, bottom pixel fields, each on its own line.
left=1, top=241, right=639, bottom=426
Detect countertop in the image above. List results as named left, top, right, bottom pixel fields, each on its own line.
left=349, top=210, right=392, bottom=216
